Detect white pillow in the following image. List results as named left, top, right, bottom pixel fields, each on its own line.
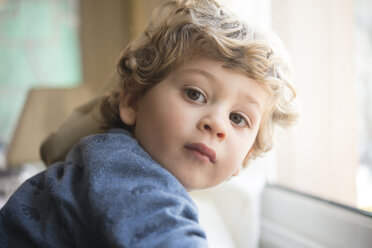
left=192, top=193, right=237, bottom=248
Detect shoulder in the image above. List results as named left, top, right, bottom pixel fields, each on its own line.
left=66, top=128, right=189, bottom=196
left=79, top=128, right=139, bottom=154
left=66, top=128, right=150, bottom=170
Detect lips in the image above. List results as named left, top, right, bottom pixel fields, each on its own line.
left=184, top=143, right=216, bottom=163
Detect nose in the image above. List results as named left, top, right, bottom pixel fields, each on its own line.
left=198, top=115, right=227, bottom=141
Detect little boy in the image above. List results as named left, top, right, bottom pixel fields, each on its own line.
left=0, top=0, right=298, bottom=247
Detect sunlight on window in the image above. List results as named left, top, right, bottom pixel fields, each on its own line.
left=270, top=0, right=365, bottom=210
left=355, top=0, right=372, bottom=211
left=220, top=0, right=270, bottom=28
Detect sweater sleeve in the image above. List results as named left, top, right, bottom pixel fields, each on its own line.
left=0, top=130, right=208, bottom=248
left=75, top=131, right=209, bottom=248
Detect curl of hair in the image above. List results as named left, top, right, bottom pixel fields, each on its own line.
left=99, top=0, right=299, bottom=166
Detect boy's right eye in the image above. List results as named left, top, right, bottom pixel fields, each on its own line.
left=185, top=88, right=206, bottom=103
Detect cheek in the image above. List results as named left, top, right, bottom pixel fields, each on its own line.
left=137, top=98, right=190, bottom=145
left=228, top=133, right=255, bottom=162
left=159, top=97, right=197, bottom=133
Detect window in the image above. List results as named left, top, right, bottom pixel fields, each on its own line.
left=355, top=0, right=372, bottom=211
left=271, top=0, right=372, bottom=212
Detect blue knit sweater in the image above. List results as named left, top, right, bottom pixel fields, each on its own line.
left=0, top=129, right=208, bottom=247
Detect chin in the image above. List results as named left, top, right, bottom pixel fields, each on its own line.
left=182, top=180, right=218, bottom=192
left=181, top=181, right=205, bottom=192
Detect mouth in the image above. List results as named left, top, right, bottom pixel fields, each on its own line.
left=184, top=143, right=216, bottom=163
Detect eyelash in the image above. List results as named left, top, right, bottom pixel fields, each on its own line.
left=184, top=88, right=207, bottom=103
left=229, top=112, right=250, bottom=128
left=184, top=87, right=251, bottom=128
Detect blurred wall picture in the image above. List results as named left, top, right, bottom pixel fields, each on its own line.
left=0, top=0, right=82, bottom=148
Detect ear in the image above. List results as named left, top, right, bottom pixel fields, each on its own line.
left=119, top=91, right=140, bottom=126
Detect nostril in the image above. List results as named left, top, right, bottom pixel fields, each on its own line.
left=203, top=124, right=225, bottom=139
left=204, top=124, right=211, bottom=130
left=217, top=133, right=225, bottom=138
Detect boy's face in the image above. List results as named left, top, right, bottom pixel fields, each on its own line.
left=120, top=57, right=269, bottom=190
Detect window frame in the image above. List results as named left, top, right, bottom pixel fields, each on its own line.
left=260, top=184, right=372, bottom=247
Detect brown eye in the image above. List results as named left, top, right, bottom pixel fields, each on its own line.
left=185, top=88, right=206, bottom=103
left=229, top=113, right=249, bottom=127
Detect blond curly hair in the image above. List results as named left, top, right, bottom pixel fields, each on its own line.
left=99, top=0, right=298, bottom=166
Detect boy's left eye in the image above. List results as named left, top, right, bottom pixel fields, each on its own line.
left=230, top=112, right=250, bottom=127
left=185, top=88, right=206, bottom=103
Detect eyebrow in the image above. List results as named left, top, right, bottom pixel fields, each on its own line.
left=178, top=68, right=216, bottom=82
left=178, top=68, right=264, bottom=111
